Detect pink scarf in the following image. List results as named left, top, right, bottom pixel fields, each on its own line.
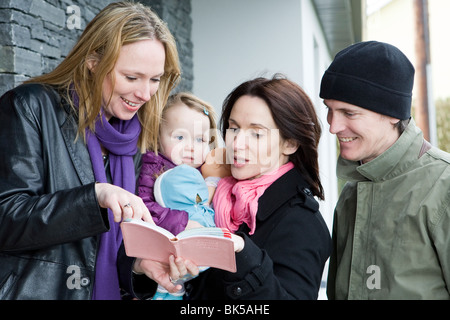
left=213, top=162, right=294, bottom=235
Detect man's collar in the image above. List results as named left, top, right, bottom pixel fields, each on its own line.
left=337, top=119, right=424, bottom=182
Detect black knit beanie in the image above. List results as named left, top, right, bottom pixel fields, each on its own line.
left=320, top=41, right=415, bottom=120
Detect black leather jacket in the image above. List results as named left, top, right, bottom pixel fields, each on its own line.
left=0, top=84, right=143, bottom=299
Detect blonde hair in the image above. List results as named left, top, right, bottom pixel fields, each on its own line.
left=25, top=1, right=181, bottom=152
left=161, top=92, right=219, bottom=150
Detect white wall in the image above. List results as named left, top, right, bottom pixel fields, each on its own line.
left=191, top=0, right=303, bottom=110
left=299, top=0, right=337, bottom=233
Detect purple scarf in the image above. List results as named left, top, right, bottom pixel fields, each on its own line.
left=86, top=112, right=141, bottom=300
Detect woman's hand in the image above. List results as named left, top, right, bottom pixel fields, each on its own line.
left=231, top=234, right=245, bottom=253
left=133, top=256, right=199, bottom=293
left=185, top=220, right=203, bottom=230
left=94, top=182, right=153, bottom=223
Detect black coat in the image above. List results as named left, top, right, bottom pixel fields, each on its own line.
left=186, top=168, right=332, bottom=300
left=0, top=84, right=141, bottom=299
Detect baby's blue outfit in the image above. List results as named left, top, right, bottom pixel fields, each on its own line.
left=152, top=164, right=214, bottom=300
left=153, top=164, right=215, bottom=227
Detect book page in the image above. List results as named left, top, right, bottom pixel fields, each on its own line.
left=121, top=220, right=236, bottom=272
left=176, top=227, right=230, bottom=240
left=177, top=235, right=236, bottom=272
left=123, top=218, right=176, bottom=239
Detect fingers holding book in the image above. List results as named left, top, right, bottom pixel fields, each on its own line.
left=168, top=255, right=199, bottom=282
left=133, top=255, right=199, bottom=294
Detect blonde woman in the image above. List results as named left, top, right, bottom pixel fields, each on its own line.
left=0, top=2, right=194, bottom=300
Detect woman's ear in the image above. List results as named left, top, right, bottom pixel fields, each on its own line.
left=282, top=139, right=299, bottom=156
left=85, top=53, right=100, bottom=72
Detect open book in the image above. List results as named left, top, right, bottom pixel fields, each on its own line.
left=121, top=219, right=237, bottom=273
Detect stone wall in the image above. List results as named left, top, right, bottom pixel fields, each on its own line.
left=0, top=0, right=193, bottom=96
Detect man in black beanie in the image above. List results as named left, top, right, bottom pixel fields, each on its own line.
left=321, top=41, right=450, bottom=300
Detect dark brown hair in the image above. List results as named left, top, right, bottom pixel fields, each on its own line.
left=220, top=74, right=324, bottom=200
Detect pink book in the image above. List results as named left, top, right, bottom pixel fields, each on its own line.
left=121, top=219, right=237, bottom=273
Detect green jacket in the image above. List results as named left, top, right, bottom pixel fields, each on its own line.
left=327, top=120, right=450, bottom=300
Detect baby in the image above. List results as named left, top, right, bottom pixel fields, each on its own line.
left=138, top=92, right=218, bottom=235
left=138, top=92, right=230, bottom=299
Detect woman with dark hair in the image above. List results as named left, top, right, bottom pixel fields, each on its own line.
left=185, top=75, right=331, bottom=300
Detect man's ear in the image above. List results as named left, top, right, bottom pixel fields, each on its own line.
left=282, top=139, right=300, bottom=156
